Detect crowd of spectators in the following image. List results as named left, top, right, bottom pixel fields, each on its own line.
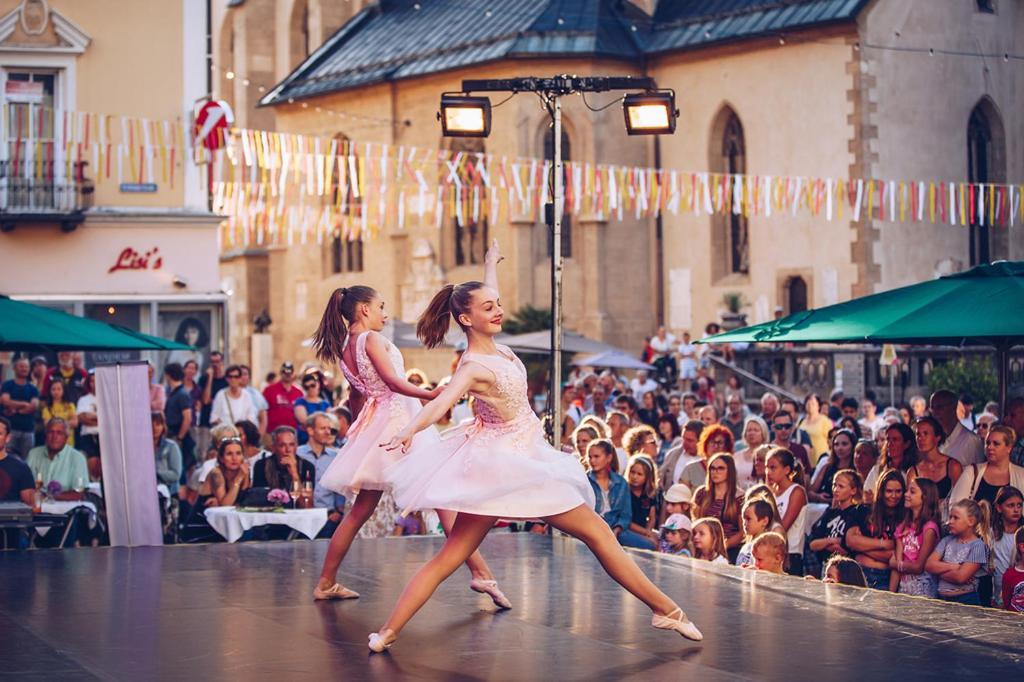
left=560, top=336, right=1024, bottom=611
left=3, top=340, right=1024, bottom=613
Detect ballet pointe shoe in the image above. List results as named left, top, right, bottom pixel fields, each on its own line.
left=368, top=628, right=397, bottom=653
left=652, top=607, right=703, bottom=642
left=470, top=578, right=512, bottom=610
left=312, top=583, right=360, bottom=601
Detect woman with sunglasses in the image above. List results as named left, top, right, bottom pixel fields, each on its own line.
left=309, top=253, right=509, bottom=610
left=294, top=372, right=331, bottom=445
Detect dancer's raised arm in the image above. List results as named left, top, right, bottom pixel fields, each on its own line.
left=382, top=362, right=493, bottom=453
left=483, top=238, right=502, bottom=293
left=364, top=333, right=440, bottom=401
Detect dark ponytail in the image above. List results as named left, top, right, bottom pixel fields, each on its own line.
left=416, top=281, right=485, bottom=348
left=312, top=285, right=377, bottom=364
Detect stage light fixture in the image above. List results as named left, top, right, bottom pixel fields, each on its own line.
left=622, top=91, right=678, bottom=135
left=438, top=94, right=491, bottom=137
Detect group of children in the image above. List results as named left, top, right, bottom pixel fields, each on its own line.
left=590, top=435, right=1024, bottom=611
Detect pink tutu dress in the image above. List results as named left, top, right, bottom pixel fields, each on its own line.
left=320, top=331, right=439, bottom=498
left=388, top=344, right=595, bottom=518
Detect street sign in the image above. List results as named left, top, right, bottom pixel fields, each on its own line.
left=192, top=99, right=233, bottom=151
left=879, top=344, right=898, bottom=366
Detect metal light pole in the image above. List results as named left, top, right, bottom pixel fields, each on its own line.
left=444, top=75, right=676, bottom=444
left=550, top=96, right=564, bottom=444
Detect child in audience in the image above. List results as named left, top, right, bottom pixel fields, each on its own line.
left=765, top=447, right=808, bottom=576
left=847, top=469, right=905, bottom=590
left=751, top=532, right=788, bottom=575
left=736, top=498, right=774, bottom=566
left=807, top=469, right=867, bottom=578
left=661, top=483, right=693, bottom=523
left=658, top=513, right=692, bottom=557
left=891, top=477, right=941, bottom=597
left=927, top=498, right=991, bottom=606
left=991, top=486, right=1022, bottom=607
left=821, top=556, right=868, bottom=587
left=692, top=517, right=730, bottom=565
left=1001, top=527, right=1024, bottom=613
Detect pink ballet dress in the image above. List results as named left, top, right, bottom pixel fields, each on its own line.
left=388, top=344, right=595, bottom=519
left=320, top=331, right=439, bottom=498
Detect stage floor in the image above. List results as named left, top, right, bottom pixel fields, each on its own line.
left=2, top=533, right=1023, bottom=681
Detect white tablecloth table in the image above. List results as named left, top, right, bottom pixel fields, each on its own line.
left=204, top=507, right=328, bottom=543
left=36, top=500, right=99, bottom=538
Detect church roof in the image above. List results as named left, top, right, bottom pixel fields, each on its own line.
left=261, top=0, right=866, bottom=105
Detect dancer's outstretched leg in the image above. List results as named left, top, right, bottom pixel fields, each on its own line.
left=314, top=489, right=383, bottom=599
left=544, top=504, right=702, bottom=641
left=436, top=509, right=511, bottom=609
left=369, top=513, right=497, bottom=651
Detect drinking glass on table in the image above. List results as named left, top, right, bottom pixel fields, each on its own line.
left=289, top=481, right=300, bottom=507
left=74, top=477, right=85, bottom=495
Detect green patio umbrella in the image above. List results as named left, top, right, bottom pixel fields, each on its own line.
left=0, top=296, right=192, bottom=352
left=700, top=261, right=1024, bottom=409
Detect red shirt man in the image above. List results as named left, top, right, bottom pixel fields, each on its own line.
left=263, top=361, right=302, bottom=432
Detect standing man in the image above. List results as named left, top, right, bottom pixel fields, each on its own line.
left=827, top=389, right=844, bottom=422
left=263, top=361, right=302, bottom=433
left=629, top=370, right=658, bottom=400
left=771, top=411, right=812, bottom=472
left=759, top=392, right=780, bottom=427
left=163, top=363, right=195, bottom=472
left=75, top=372, right=102, bottom=481
left=239, top=364, right=269, bottom=435
left=658, top=420, right=704, bottom=493
left=1, top=358, right=39, bottom=459
left=721, top=394, right=747, bottom=443
left=42, top=351, right=88, bottom=405
left=649, top=326, right=677, bottom=384
left=210, top=365, right=259, bottom=427
left=606, top=411, right=630, bottom=474
left=929, top=390, right=984, bottom=467
left=197, top=351, right=228, bottom=458
left=297, top=412, right=345, bottom=537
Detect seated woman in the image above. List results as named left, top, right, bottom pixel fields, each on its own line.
left=586, top=439, right=632, bottom=538
left=733, top=416, right=769, bottom=488
left=151, top=412, right=183, bottom=490
left=846, top=469, right=905, bottom=590
left=200, top=437, right=251, bottom=508
left=693, top=453, right=744, bottom=562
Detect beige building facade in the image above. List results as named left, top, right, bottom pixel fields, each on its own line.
left=0, top=0, right=222, bottom=367
left=214, top=0, right=1023, bottom=380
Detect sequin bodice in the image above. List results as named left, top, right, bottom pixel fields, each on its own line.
left=339, top=332, right=405, bottom=400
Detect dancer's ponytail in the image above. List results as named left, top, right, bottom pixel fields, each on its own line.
left=312, top=285, right=377, bottom=364
left=417, top=281, right=487, bottom=348
left=417, top=284, right=456, bottom=349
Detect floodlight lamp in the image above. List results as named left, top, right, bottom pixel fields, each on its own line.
left=438, top=94, right=492, bottom=137
left=622, top=91, right=678, bottom=135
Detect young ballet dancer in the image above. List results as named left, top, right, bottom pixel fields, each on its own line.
left=308, top=279, right=510, bottom=609
left=369, top=240, right=702, bottom=652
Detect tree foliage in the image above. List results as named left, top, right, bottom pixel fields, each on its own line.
left=501, top=305, right=551, bottom=335
left=927, top=357, right=998, bottom=406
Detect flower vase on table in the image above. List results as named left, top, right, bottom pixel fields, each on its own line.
left=266, top=488, right=291, bottom=510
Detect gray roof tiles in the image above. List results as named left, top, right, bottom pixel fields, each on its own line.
left=260, top=0, right=867, bottom=106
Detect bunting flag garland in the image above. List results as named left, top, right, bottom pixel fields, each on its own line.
left=3, top=106, right=1019, bottom=248
left=210, top=127, right=1023, bottom=251
left=1, top=105, right=186, bottom=189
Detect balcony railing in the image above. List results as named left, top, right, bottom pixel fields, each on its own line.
left=0, top=159, right=90, bottom=231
